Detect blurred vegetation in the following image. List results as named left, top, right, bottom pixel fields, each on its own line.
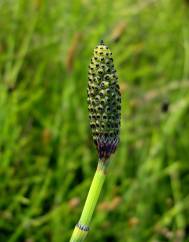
left=0, top=0, right=189, bottom=241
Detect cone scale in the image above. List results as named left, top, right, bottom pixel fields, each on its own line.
left=70, top=41, right=121, bottom=242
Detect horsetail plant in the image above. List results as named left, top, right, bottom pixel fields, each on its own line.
left=70, top=40, right=121, bottom=242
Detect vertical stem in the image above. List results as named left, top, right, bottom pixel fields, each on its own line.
left=70, top=160, right=107, bottom=242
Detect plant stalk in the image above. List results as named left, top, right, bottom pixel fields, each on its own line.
left=70, top=160, right=107, bottom=242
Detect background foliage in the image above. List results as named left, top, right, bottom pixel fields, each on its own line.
left=0, top=0, right=189, bottom=241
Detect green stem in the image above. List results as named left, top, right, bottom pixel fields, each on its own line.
left=70, top=160, right=107, bottom=242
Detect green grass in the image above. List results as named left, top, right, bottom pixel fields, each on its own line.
left=0, top=0, right=189, bottom=241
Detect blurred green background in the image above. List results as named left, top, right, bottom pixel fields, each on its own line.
left=0, top=0, right=189, bottom=241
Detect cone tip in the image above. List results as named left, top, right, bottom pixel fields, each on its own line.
left=99, top=39, right=104, bottom=45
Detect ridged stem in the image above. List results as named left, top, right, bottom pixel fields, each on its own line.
left=70, top=160, right=107, bottom=242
